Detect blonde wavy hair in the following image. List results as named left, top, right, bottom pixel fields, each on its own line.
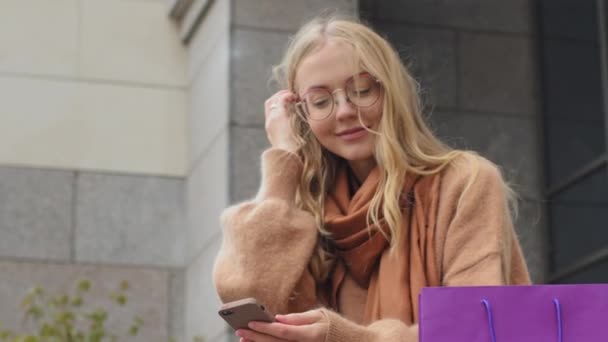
left=271, top=14, right=517, bottom=284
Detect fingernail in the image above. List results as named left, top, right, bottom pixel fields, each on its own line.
left=248, top=322, right=256, bottom=329
left=235, top=330, right=243, bottom=337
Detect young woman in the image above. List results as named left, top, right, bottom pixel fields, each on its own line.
left=213, top=15, right=531, bottom=342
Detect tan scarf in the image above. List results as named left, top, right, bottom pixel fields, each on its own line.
left=324, top=164, right=442, bottom=325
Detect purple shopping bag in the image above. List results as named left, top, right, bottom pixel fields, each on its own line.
left=419, top=284, right=608, bottom=342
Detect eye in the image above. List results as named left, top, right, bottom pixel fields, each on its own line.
left=307, top=91, right=331, bottom=108
left=353, top=88, right=371, bottom=96
left=312, top=99, right=330, bottom=108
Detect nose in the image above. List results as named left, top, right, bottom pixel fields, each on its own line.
left=333, top=90, right=357, bottom=120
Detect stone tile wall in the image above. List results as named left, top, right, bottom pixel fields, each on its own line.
left=361, top=0, right=548, bottom=282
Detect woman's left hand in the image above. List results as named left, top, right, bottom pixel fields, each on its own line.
left=235, top=309, right=328, bottom=342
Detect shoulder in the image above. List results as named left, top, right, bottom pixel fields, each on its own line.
left=439, top=151, right=506, bottom=196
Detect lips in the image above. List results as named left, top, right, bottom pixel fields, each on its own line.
left=337, top=126, right=368, bottom=141
left=337, top=127, right=366, bottom=136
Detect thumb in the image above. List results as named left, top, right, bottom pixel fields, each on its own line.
left=275, top=310, right=325, bottom=326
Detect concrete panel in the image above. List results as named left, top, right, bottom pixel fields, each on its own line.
left=231, top=29, right=290, bottom=126
left=233, top=0, right=357, bottom=31
left=188, top=0, right=230, bottom=82
left=430, top=111, right=542, bottom=199
left=185, top=234, right=228, bottom=342
left=187, top=129, right=228, bottom=262
left=459, top=33, right=537, bottom=115
left=374, top=0, right=533, bottom=34
left=80, top=0, right=187, bottom=86
left=170, top=269, right=186, bottom=342
left=75, top=172, right=185, bottom=267
left=189, top=37, right=229, bottom=165
left=0, top=0, right=79, bottom=76
left=0, top=167, right=73, bottom=261
left=0, top=75, right=188, bottom=176
left=229, top=126, right=269, bottom=203
left=376, top=24, right=457, bottom=108
left=0, top=260, right=169, bottom=342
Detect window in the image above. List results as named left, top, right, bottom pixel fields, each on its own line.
left=539, top=0, right=608, bottom=283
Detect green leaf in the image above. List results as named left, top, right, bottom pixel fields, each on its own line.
left=25, top=306, right=43, bottom=321
left=0, top=330, right=14, bottom=340
left=70, top=296, right=82, bottom=307
left=22, top=336, right=39, bottom=342
left=109, top=293, right=127, bottom=306
left=76, top=280, right=90, bottom=293
left=56, top=295, right=68, bottom=307
left=53, top=311, right=74, bottom=325
left=86, top=309, right=107, bottom=324
left=128, top=325, right=139, bottom=336
left=20, top=294, right=35, bottom=310
left=39, top=323, right=60, bottom=337
left=119, top=281, right=129, bottom=291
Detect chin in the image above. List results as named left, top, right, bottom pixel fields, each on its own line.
left=336, top=149, right=375, bottom=162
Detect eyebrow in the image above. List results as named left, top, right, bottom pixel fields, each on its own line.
left=300, top=71, right=370, bottom=95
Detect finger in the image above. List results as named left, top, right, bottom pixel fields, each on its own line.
left=249, top=321, right=315, bottom=341
left=275, top=310, right=324, bottom=326
left=236, top=328, right=285, bottom=342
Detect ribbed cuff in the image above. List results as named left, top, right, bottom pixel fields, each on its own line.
left=320, top=309, right=377, bottom=342
left=256, top=148, right=303, bottom=202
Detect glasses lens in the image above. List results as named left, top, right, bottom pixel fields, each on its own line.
left=304, top=88, right=333, bottom=120
left=346, top=74, right=381, bottom=108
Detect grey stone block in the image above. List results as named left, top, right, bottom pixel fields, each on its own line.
left=458, top=33, right=538, bottom=115
left=375, top=24, right=457, bottom=108
left=0, top=167, right=72, bottom=261
left=75, top=172, right=186, bottom=267
left=170, top=269, right=185, bottom=342
left=0, top=260, right=169, bottom=342
left=229, top=126, right=270, bottom=203
left=232, top=0, right=357, bottom=31
left=185, top=233, right=227, bottom=342
left=429, top=111, right=542, bottom=199
left=187, top=129, right=228, bottom=263
left=188, top=0, right=230, bottom=83
left=231, top=29, right=290, bottom=126
left=374, top=0, right=533, bottom=34
left=190, top=36, right=229, bottom=165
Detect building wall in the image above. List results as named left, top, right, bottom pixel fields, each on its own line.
left=182, top=0, right=230, bottom=340
left=0, top=1, right=550, bottom=342
left=360, top=0, right=548, bottom=282
left=0, top=0, right=188, bottom=341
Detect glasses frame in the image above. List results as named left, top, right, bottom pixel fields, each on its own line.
left=294, top=73, right=383, bottom=121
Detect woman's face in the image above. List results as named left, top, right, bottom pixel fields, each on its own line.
left=295, top=40, right=383, bottom=165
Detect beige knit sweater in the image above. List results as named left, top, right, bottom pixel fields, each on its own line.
left=213, top=148, right=531, bottom=341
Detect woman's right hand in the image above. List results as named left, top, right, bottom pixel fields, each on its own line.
left=264, top=90, right=299, bottom=153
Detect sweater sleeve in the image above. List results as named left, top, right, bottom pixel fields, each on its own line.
left=437, top=154, right=532, bottom=286
left=213, top=149, right=319, bottom=315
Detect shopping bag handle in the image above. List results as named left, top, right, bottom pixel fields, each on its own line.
left=481, top=298, right=563, bottom=342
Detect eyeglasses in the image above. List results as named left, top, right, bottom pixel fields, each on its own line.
left=295, top=73, right=382, bottom=121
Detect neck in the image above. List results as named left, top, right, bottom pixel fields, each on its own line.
left=347, top=158, right=377, bottom=184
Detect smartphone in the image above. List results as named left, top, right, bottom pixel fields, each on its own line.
left=218, top=297, right=275, bottom=330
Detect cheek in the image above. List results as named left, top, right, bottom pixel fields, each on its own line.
left=368, top=102, right=383, bottom=124
left=308, top=121, right=334, bottom=143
